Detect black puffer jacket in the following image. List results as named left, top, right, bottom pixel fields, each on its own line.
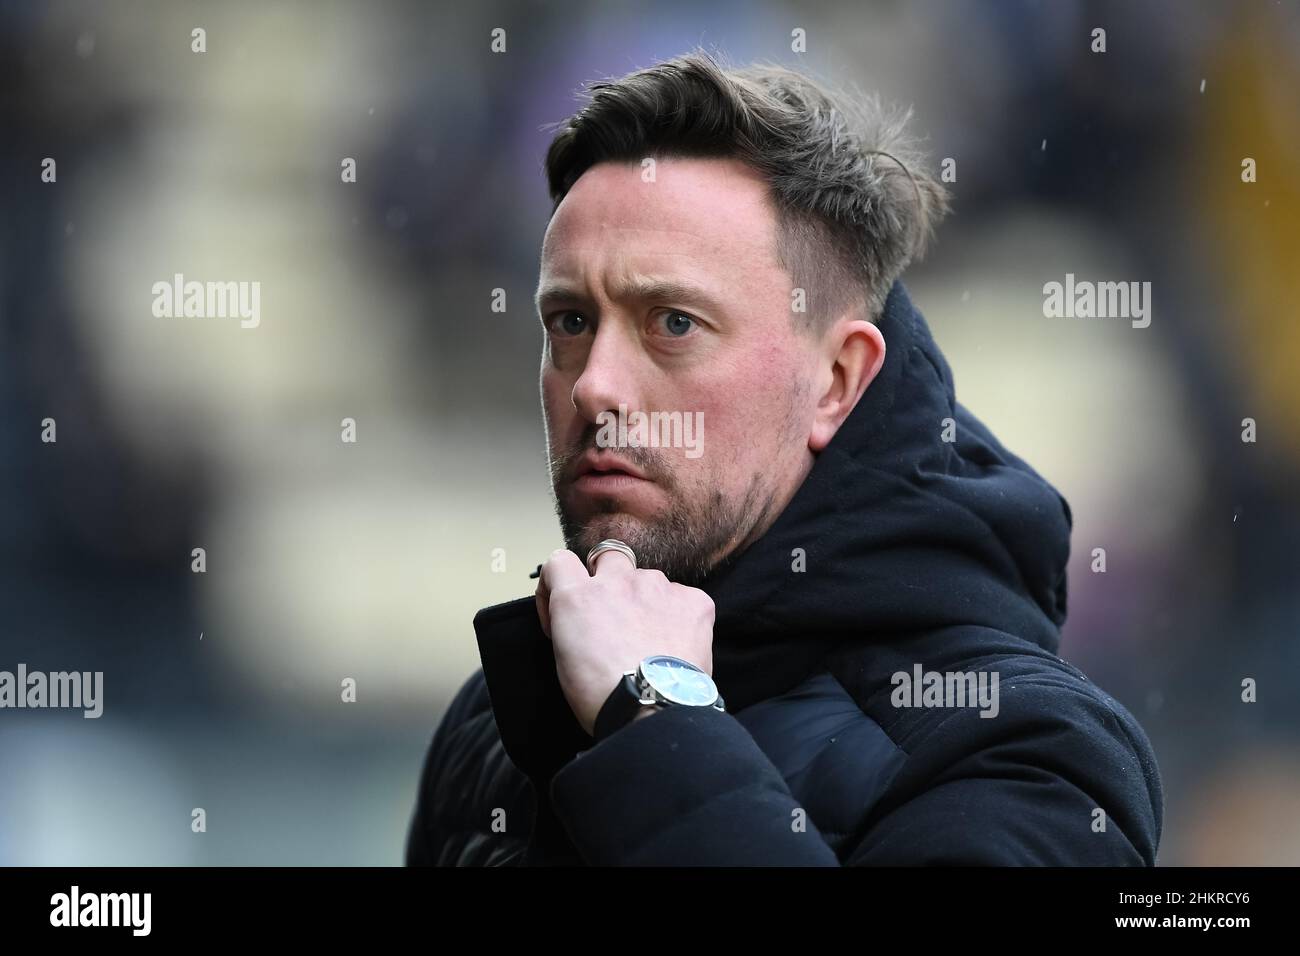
left=405, top=281, right=1163, bottom=866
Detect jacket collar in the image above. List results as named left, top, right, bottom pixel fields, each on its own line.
left=474, top=597, right=591, bottom=785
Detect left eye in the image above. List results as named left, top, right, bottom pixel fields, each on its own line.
left=658, top=311, right=695, bottom=336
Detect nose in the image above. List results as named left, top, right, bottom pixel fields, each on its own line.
left=569, top=321, right=642, bottom=425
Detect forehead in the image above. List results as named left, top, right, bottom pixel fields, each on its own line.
left=540, top=156, right=780, bottom=277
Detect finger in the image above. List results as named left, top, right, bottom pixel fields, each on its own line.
left=590, top=546, right=636, bottom=576
left=539, top=547, right=588, bottom=594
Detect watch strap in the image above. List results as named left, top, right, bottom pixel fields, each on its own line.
left=593, top=672, right=648, bottom=742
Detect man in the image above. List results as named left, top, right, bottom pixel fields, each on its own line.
left=405, top=51, right=1163, bottom=865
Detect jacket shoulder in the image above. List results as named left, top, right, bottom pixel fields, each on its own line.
left=440, top=668, right=493, bottom=727
left=404, top=669, right=504, bottom=865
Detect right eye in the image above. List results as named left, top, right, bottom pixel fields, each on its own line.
left=548, top=311, right=590, bottom=336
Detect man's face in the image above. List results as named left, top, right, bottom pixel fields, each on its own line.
left=536, top=156, right=821, bottom=585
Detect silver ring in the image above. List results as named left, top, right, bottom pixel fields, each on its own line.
left=585, top=538, right=637, bottom=575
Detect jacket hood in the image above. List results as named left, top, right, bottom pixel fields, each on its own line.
left=700, top=280, right=1073, bottom=710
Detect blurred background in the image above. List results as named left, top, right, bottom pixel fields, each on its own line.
left=0, top=0, right=1297, bottom=865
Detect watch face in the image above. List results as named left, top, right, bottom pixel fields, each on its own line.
left=641, top=655, right=717, bottom=706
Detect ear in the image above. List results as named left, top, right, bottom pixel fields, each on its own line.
left=808, top=319, right=886, bottom=453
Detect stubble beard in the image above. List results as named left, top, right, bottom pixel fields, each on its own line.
left=546, top=376, right=808, bottom=587
left=549, top=440, right=777, bottom=588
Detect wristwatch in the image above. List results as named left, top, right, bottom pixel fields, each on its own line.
left=593, top=654, right=726, bottom=742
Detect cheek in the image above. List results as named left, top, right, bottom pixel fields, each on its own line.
left=540, top=363, right=571, bottom=408
left=540, top=375, right=575, bottom=439
left=540, top=376, right=562, bottom=413
left=678, top=348, right=801, bottom=472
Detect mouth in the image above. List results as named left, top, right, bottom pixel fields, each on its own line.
left=570, top=452, right=653, bottom=494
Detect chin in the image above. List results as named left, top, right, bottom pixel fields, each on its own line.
left=573, top=512, right=649, bottom=547
left=556, top=502, right=648, bottom=550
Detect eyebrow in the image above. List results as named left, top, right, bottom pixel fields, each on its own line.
left=534, top=277, right=726, bottom=316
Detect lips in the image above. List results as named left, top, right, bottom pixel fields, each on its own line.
left=573, top=451, right=649, bottom=482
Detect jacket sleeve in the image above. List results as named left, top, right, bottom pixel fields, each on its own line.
left=547, top=677, right=1162, bottom=866
left=548, top=704, right=843, bottom=865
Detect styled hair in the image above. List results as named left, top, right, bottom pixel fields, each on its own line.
left=542, top=48, right=951, bottom=328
